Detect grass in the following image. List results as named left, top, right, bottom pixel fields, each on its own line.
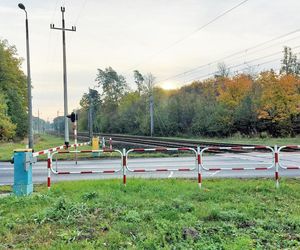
left=164, top=135, right=300, bottom=146
left=1, top=133, right=299, bottom=162
left=0, top=134, right=71, bottom=162
left=0, top=134, right=195, bottom=162
left=0, top=178, right=300, bottom=249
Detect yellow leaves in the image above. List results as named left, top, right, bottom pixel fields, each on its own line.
left=217, top=74, right=252, bottom=108
left=257, top=72, right=300, bottom=122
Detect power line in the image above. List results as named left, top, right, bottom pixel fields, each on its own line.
left=156, top=28, right=300, bottom=84
left=183, top=47, right=300, bottom=83
left=126, top=0, right=250, bottom=71
left=74, top=0, right=88, bottom=25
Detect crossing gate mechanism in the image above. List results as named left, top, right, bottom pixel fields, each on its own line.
left=125, top=147, right=202, bottom=187
left=47, top=149, right=123, bottom=190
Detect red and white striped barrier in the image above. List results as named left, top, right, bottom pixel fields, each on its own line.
left=33, top=142, right=90, bottom=157
left=278, top=145, right=300, bottom=170
left=47, top=148, right=123, bottom=190
left=200, top=146, right=274, bottom=171
left=125, top=147, right=199, bottom=186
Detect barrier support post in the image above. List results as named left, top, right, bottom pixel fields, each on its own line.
left=47, top=152, right=51, bottom=190
left=13, top=149, right=34, bottom=196
left=123, top=148, right=126, bottom=186
left=197, top=146, right=202, bottom=188
left=274, top=145, right=279, bottom=189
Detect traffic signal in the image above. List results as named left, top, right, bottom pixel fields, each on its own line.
left=66, top=112, right=78, bottom=123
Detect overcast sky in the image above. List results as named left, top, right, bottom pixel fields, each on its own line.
left=1, top=0, right=300, bottom=120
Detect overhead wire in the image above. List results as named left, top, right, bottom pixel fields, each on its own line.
left=155, top=28, right=300, bottom=84
left=183, top=46, right=300, bottom=83
left=126, top=0, right=250, bottom=72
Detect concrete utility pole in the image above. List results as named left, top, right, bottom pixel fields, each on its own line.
left=18, top=3, right=33, bottom=149
left=37, top=109, right=40, bottom=134
left=88, top=88, right=93, bottom=140
left=50, top=7, right=76, bottom=147
left=150, top=95, right=154, bottom=137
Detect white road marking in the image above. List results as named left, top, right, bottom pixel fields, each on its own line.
left=168, top=171, right=174, bottom=178
left=209, top=170, right=220, bottom=177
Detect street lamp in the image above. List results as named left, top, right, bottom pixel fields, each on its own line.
left=18, top=3, right=33, bottom=149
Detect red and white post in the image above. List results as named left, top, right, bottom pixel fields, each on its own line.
left=47, top=152, right=51, bottom=190
left=197, top=146, right=202, bottom=188
left=123, top=148, right=126, bottom=186
left=274, top=145, right=279, bottom=188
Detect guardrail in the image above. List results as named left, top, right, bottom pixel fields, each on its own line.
left=125, top=147, right=201, bottom=186
left=278, top=145, right=300, bottom=170
left=199, top=145, right=277, bottom=187
left=23, top=143, right=300, bottom=191
left=47, top=149, right=123, bottom=190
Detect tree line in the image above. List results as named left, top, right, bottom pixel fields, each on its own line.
left=0, top=40, right=50, bottom=141
left=74, top=47, right=300, bottom=138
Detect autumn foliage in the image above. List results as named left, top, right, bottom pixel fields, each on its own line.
left=77, top=67, right=300, bottom=138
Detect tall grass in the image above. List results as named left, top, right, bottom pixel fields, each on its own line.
left=0, top=178, right=299, bottom=249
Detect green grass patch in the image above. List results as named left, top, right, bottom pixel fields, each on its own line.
left=0, top=178, right=300, bottom=249
left=164, top=135, right=300, bottom=146
left=0, top=134, right=71, bottom=162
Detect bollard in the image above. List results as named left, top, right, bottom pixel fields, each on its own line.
left=92, top=137, right=100, bottom=157
left=13, top=149, right=35, bottom=196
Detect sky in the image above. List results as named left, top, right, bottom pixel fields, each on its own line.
left=1, top=0, right=300, bottom=121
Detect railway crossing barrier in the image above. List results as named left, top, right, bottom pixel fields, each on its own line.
left=12, top=142, right=300, bottom=195
left=125, top=147, right=201, bottom=186
left=12, top=141, right=90, bottom=196
left=278, top=145, right=300, bottom=170
left=199, top=145, right=277, bottom=187
left=47, top=149, right=123, bottom=190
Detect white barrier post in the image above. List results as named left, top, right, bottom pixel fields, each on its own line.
left=197, top=146, right=202, bottom=188
left=274, top=145, right=279, bottom=188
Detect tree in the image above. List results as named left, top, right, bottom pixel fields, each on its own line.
left=144, top=73, right=156, bottom=95
left=280, top=46, right=300, bottom=75
left=133, top=70, right=144, bottom=94
left=0, top=39, right=27, bottom=139
left=95, top=67, right=128, bottom=105
left=215, top=62, right=230, bottom=78
left=0, top=92, right=16, bottom=140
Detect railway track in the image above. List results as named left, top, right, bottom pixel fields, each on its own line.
left=48, top=131, right=298, bottom=153
left=76, top=132, right=259, bottom=153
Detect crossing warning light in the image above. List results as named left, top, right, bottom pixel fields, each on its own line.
left=66, top=112, right=78, bottom=123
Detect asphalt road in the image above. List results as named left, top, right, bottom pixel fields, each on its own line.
left=1, top=152, right=299, bottom=186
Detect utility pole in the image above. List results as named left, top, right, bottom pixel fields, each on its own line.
left=88, top=88, right=93, bottom=140
left=38, top=109, right=40, bottom=134
left=150, top=95, right=154, bottom=137
left=50, top=7, right=76, bottom=147
left=18, top=3, right=33, bottom=149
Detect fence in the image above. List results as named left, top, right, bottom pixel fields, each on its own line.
left=199, top=145, right=278, bottom=186
left=125, top=147, right=201, bottom=186
left=278, top=145, right=300, bottom=170
left=26, top=143, right=300, bottom=190
left=47, top=149, right=123, bottom=189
